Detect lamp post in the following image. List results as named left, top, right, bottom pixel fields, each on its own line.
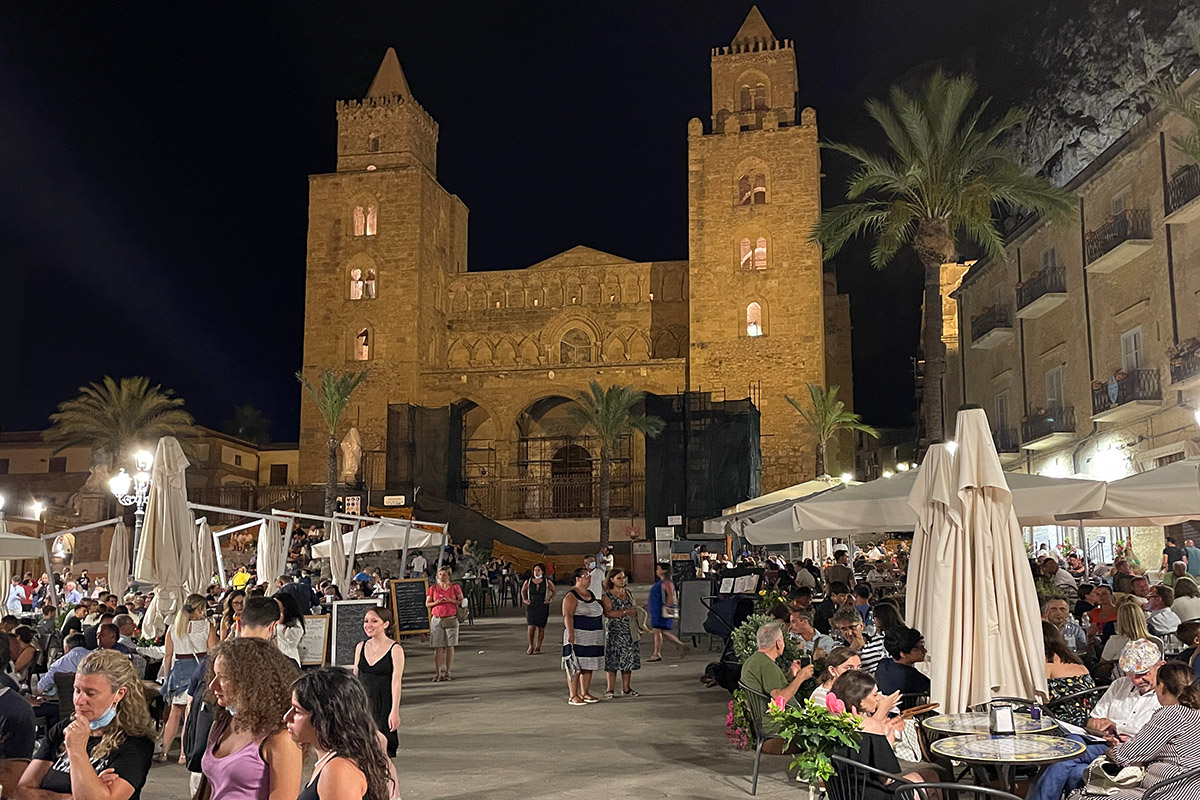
left=109, top=450, right=153, bottom=557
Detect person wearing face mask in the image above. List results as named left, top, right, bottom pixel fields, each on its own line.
left=738, top=623, right=815, bottom=754
left=520, top=563, right=555, bottom=655
left=17, top=649, right=156, bottom=800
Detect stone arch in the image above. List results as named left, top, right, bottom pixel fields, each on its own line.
left=734, top=69, right=771, bottom=111
left=471, top=339, right=493, bottom=367
left=494, top=337, right=518, bottom=366
left=347, top=323, right=375, bottom=361
left=602, top=331, right=627, bottom=362
left=745, top=299, right=767, bottom=337
left=468, top=281, right=487, bottom=311
left=560, top=327, right=594, bottom=365
left=345, top=252, right=379, bottom=300
left=517, top=337, right=541, bottom=365
left=653, top=329, right=679, bottom=359
left=736, top=229, right=771, bottom=270
left=733, top=156, right=771, bottom=206
left=348, top=191, right=380, bottom=237
left=451, top=287, right=468, bottom=312
left=488, top=285, right=506, bottom=310
left=447, top=338, right=471, bottom=368
left=628, top=330, right=651, bottom=361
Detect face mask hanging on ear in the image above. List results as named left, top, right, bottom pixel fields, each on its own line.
left=89, top=702, right=119, bottom=730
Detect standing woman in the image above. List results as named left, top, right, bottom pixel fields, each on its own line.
left=425, top=567, right=463, bottom=682
left=521, top=563, right=555, bottom=655
left=352, top=607, right=404, bottom=759
left=273, top=594, right=306, bottom=669
left=647, top=562, right=687, bottom=662
left=601, top=568, right=641, bottom=699
left=218, top=589, right=245, bottom=641
left=202, top=637, right=302, bottom=800
left=158, top=593, right=215, bottom=763
left=18, top=649, right=156, bottom=800
left=286, top=669, right=397, bottom=800
left=562, top=567, right=604, bottom=705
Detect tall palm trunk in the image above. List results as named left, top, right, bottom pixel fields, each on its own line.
left=598, top=444, right=612, bottom=547
left=914, top=220, right=954, bottom=445
left=815, top=440, right=827, bottom=477
left=325, top=434, right=338, bottom=518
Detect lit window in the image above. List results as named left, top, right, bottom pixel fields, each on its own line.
left=752, top=174, right=767, bottom=204
left=738, top=175, right=752, bottom=205
left=746, top=302, right=763, bottom=337
left=740, top=238, right=753, bottom=269
left=560, top=328, right=592, bottom=364
left=353, top=206, right=366, bottom=236
left=349, top=268, right=364, bottom=300
left=364, top=269, right=376, bottom=299
left=365, top=205, right=377, bottom=236
left=753, top=84, right=767, bottom=110
left=754, top=237, right=767, bottom=269
left=739, top=85, right=752, bottom=111
left=355, top=328, right=371, bottom=361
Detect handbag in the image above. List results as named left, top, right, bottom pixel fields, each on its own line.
left=562, top=644, right=582, bottom=678
left=1082, top=757, right=1145, bottom=795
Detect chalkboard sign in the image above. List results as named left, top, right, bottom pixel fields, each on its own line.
left=330, top=599, right=382, bottom=667
left=388, top=578, right=431, bottom=637
left=298, top=615, right=329, bottom=666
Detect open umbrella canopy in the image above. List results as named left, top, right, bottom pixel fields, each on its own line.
left=743, top=467, right=1106, bottom=545
left=134, top=437, right=193, bottom=639
left=704, top=478, right=847, bottom=535
left=908, top=408, right=1048, bottom=712
left=0, top=526, right=47, bottom=560
left=107, top=521, right=131, bottom=597
left=1056, top=455, right=1200, bottom=526
left=311, top=520, right=444, bottom=558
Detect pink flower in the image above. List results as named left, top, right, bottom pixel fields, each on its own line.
left=826, top=692, right=846, bottom=714
left=771, top=694, right=787, bottom=712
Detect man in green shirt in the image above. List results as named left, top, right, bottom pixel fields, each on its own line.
left=740, top=622, right=814, bottom=750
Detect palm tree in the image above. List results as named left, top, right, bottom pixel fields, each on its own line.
left=44, top=376, right=196, bottom=471
left=813, top=70, right=1074, bottom=444
left=223, top=404, right=272, bottom=446
left=296, top=368, right=369, bottom=517
left=786, top=383, right=878, bottom=477
left=566, top=382, right=664, bottom=547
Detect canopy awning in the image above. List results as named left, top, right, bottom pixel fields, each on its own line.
left=311, top=520, right=446, bottom=558
left=1055, top=455, right=1200, bottom=527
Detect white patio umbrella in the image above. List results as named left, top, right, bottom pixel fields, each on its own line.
left=107, top=521, right=131, bottom=597
left=1056, top=455, right=1200, bottom=526
left=190, top=519, right=217, bottom=593
left=908, top=408, right=1048, bottom=713
left=311, top=520, right=445, bottom=557
left=133, top=437, right=194, bottom=639
left=704, top=479, right=848, bottom=536
left=255, top=519, right=283, bottom=596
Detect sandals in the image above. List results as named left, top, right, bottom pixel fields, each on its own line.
left=623, top=689, right=640, bottom=697
left=582, top=695, right=600, bottom=703
left=647, top=656, right=663, bottom=662
left=152, top=753, right=168, bottom=764
left=604, top=690, right=615, bottom=700
left=568, top=696, right=587, bottom=706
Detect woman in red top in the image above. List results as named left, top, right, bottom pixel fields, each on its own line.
left=1087, top=583, right=1118, bottom=635
left=425, top=567, right=463, bottom=681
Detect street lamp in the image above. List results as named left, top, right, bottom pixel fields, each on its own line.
left=110, top=449, right=153, bottom=554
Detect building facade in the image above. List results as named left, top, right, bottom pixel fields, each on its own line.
left=298, top=9, right=853, bottom=542
left=942, top=72, right=1200, bottom=560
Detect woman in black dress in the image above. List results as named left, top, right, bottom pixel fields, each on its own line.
left=353, top=607, right=405, bottom=758
left=521, top=562, right=556, bottom=655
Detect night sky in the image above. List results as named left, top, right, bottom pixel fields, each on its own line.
left=0, top=1, right=1060, bottom=440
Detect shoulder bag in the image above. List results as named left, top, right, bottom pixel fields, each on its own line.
left=1082, top=757, right=1145, bottom=796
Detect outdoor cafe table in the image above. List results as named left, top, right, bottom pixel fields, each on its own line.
left=923, top=712, right=1059, bottom=736
left=929, top=734, right=1087, bottom=793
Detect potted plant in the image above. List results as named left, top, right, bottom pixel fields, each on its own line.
left=732, top=613, right=804, bottom=670
left=769, top=695, right=864, bottom=799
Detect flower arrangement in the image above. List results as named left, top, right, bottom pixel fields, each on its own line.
left=1166, top=337, right=1200, bottom=363
left=731, top=613, right=803, bottom=670
left=754, top=586, right=790, bottom=615
left=726, top=689, right=754, bottom=749
left=769, top=693, right=863, bottom=787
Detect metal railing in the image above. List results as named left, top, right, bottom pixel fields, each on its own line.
left=1021, top=406, right=1076, bottom=442
left=1016, top=266, right=1067, bottom=311
left=1170, top=352, right=1200, bottom=385
left=463, top=474, right=645, bottom=520
left=970, top=305, right=1012, bottom=342
left=1167, top=164, right=1200, bottom=217
left=1085, top=209, right=1152, bottom=265
left=1091, top=369, right=1162, bottom=416
left=187, top=484, right=305, bottom=524
left=993, top=428, right=1019, bottom=454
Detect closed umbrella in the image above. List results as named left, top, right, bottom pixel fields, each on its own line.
left=256, top=520, right=282, bottom=596
left=134, top=437, right=194, bottom=639
left=908, top=408, right=1048, bottom=712
left=0, top=516, right=11, bottom=609
left=191, top=520, right=216, bottom=593
left=107, top=521, right=131, bottom=597
left=327, top=521, right=347, bottom=590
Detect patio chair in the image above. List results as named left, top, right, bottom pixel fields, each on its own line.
left=1044, top=684, right=1107, bottom=729
left=736, top=682, right=787, bottom=795
left=827, top=753, right=912, bottom=800
left=1143, top=765, right=1200, bottom=800
left=894, top=781, right=1023, bottom=800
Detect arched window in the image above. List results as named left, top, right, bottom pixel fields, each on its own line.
left=365, top=205, right=377, bottom=236
left=368, top=135, right=380, bottom=153
left=353, top=206, right=366, bottom=236
left=746, top=303, right=763, bottom=337
left=752, top=173, right=767, bottom=204
left=753, top=84, right=768, bottom=110
left=739, top=85, right=752, bottom=111
left=754, top=237, right=767, bottom=269
left=560, top=328, right=593, bottom=364
left=738, top=175, right=752, bottom=206
left=363, top=269, right=377, bottom=299
left=349, top=268, right=364, bottom=300
left=354, top=328, right=371, bottom=360
left=740, top=238, right=753, bottom=270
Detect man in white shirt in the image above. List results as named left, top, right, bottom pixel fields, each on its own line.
left=866, top=561, right=893, bottom=589
left=1146, top=584, right=1181, bottom=636
left=409, top=551, right=428, bottom=578
left=1027, top=639, right=1163, bottom=800
left=1040, top=558, right=1077, bottom=592
left=587, top=557, right=605, bottom=598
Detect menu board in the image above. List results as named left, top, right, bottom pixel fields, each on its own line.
left=330, top=599, right=382, bottom=667
left=388, top=578, right=431, bottom=637
left=298, top=615, right=329, bottom=666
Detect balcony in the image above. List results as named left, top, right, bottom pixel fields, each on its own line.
left=1015, top=266, right=1068, bottom=319
left=1169, top=347, right=1200, bottom=390
left=970, top=305, right=1014, bottom=350
left=1085, top=209, right=1153, bottom=274
left=1091, top=368, right=1162, bottom=422
left=993, top=428, right=1021, bottom=464
left=1165, top=164, right=1200, bottom=224
left=1020, top=406, right=1077, bottom=450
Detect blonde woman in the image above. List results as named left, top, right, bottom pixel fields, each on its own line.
left=19, top=649, right=156, bottom=799
left=157, top=594, right=216, bottom=763
left=1100, top=598, right=1164, bottom=670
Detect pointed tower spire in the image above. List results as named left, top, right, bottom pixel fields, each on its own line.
left=366, top=47, right=412, bottom=100
left=732, top=6, right=777, bottom=48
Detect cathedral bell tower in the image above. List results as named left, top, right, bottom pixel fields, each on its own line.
left=686, top=6, right=827, bottom=492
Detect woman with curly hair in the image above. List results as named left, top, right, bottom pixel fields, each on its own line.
left=201, top=637, right=301, bottom=800
left=287, top=668, right=398, bottom=800
left=219, top=589, right=246, bottom=641
left=18, top=649, right=156, bottom=800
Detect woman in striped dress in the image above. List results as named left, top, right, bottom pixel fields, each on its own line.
left=562, top=567, right=605, bottom=706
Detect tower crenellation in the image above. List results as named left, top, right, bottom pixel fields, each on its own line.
left=336, top=47, right=438, bottom=175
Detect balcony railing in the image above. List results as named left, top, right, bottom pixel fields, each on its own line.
left=1170, top=352, right=1200, bottom=385
left=1091, top=369, right=1162, bottom=416
left=993, top=428, right=1019, bottom=454
left=1085, top=209, right=1152, bottom=267
left=1021, top=406, right=1076, bottom=443
left=187, top=484, right=306, bottom=524
left=1016, top=266, right=1067, bottom=312
left=1167, top=164, right=1200, bottom=218
left=463, top=474, right=645, bottom=520
left=970, top=305, right=1013, bottom=342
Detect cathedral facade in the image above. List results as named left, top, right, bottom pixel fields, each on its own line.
left=299, top=8, right=853, bottom=539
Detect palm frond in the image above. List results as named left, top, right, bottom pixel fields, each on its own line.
left=565, top=381, right=664, bottom=446
left=296, top=369, right=369, bottom=433
left=44, top=375, right=196, bottom=461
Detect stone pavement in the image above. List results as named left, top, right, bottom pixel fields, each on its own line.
left=144, top=590, right=797, bottom=799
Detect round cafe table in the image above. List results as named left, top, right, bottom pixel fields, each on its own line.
left=923, top=711, right=1059, bottom=736
left=930, top=734, right=1087, bottom=792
